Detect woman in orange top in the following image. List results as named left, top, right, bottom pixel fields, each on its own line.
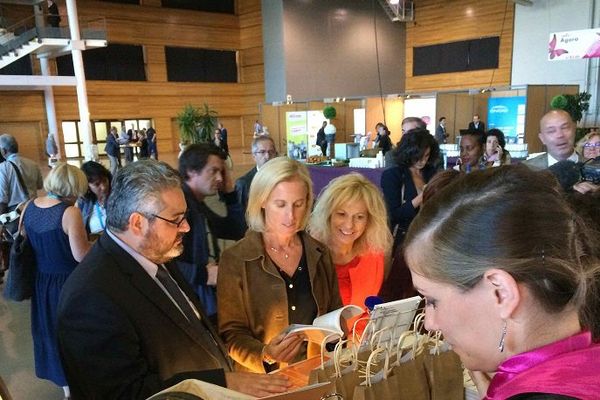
left=308, top=173, right=392, bottom=323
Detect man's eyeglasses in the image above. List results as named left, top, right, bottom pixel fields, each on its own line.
left=253, top=150, right=277, bottom=156
left=146, top=211, right=189, bottom=228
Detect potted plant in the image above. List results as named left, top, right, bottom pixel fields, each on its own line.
left=176, top=103, right=218, bottom=146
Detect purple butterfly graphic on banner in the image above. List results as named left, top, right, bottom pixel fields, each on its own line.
left=549, top=34, right=568, bottom=59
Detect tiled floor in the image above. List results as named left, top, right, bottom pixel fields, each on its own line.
left=0, top=149, right=256, bottom=400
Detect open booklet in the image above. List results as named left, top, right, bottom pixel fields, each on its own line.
left=280, top=304, right=363, bottom=344
left=147, top=378, right=335, bottom=400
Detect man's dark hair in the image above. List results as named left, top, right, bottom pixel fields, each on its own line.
left=439, top=117, right=446, bottom=122
left=178, top=143, right=226, bottom=180
left=395, top=128, right=440, bottom=169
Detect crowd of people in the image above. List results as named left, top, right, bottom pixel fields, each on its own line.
left=0, top=107, right=598, bottom=399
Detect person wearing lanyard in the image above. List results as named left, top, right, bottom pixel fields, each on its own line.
left=77, top=161, right=111, bottom=239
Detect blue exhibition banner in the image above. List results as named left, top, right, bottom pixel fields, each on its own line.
left=487, top=96, right=526, bottom=143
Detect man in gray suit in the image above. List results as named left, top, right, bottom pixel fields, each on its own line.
left=525, top=109, right=598, bottom=194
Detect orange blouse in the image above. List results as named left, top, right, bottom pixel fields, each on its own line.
left=334, top=251, right=385, bottom=310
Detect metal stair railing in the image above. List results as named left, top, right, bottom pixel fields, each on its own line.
left=0, top=13, right=106, bottom=59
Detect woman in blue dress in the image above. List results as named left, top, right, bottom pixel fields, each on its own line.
left=22, top=163, right=91, bottom=399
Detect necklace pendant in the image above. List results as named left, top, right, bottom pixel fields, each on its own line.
left=284, top=253, right=289, bottom=259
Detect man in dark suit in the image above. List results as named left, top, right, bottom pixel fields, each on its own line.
left=435, top=116, right=448, bottom=144
left=57, top=161, right=289, bottom=399
left=217, top=123, right=229, bottom=155
left=468, top=114, right=485, bottom=133
left=235, top=136, right=277, bottom=213
left=315, top=121, right=327, bottom=156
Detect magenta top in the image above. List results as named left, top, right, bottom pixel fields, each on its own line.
left=485, top=331, right=600, bottom=399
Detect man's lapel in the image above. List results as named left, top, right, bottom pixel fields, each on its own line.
left=98, top=234, right=219, bottom=349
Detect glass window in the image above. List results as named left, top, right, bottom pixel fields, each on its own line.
left=63, top=122, right=78, bottom=143
left=138, top=119, right=151, bottom=130
left=64, top=143, right=80, bottom=158
left=124, top=120, right=138, bottom=132
left=95, top=122, right=107, bottom=141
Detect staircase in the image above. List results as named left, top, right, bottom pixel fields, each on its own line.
left=377, top=0, right=414, bottom=22
left=0, top=26, right=106, bottom=70
left=0, top=13, right=107, bottom=89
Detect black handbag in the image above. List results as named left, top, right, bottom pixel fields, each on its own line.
left=3, top=201, right=35, bottom=302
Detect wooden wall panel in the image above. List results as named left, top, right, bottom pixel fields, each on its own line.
left=241, top=115, right=260, bottom=149
left=145, top=45, right=167, bottom=82
left=241, top=64, right=264, bottom=83
left=76, top=1, right=238, bottom=29
left=0, top=122, right=44, bottom=162
left=240, top=24, right=263, bottom=49
left=406, top=0, right=514, bottom=92
left=240, top=47, right=264, bottom=67
left=261, top=105, right=282, bottom=150
left=365, top=98, right=404, bottom=145
left=237, top=0, right=261, bottom=15
left=239, top=10, right=262, bottom=29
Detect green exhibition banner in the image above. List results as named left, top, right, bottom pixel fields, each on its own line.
left=286, top=111, right=308, bottom=159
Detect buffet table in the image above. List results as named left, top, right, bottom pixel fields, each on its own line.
left=307, top=165, right=385, bottom=196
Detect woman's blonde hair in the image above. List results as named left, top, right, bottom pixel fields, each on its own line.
left=576, top=130, right=600, bottom=156
left=308, top=173, right=392, bottom=255
left=44, top=162, right=89, bottom=198
left=246, top=157, right=313, bottom=232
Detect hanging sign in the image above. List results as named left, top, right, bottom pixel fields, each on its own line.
left=548, top=28, right=600, bottom=61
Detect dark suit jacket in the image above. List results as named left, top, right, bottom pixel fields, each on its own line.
left=234, top=167, right=257, bottom=213
left=468, top=121, right=485, bottom=133
left=219, top=128, right=229, bottom=154
left=57, top=233, right=232, bottom=400
left=104, top=133, right=120, bottom=157
left=435, top=124, right=447, bottom=144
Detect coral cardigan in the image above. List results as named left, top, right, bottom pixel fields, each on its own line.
left=335, top=252, right=385, bottom=310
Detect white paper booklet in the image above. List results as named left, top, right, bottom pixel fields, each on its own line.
left=281, top=304, right=363, bottom=344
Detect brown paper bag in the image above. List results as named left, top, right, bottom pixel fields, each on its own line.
left=352, top=347, right=399, bottom=400
left=389, top=353, right=431, bottom=400
left=422, top=346, right=463, bottom=400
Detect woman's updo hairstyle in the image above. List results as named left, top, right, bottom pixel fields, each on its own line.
left=404, top=165, right=600, bottom=339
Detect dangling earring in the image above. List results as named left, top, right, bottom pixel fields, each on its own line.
left=498, top=320, right=507, bottom=353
